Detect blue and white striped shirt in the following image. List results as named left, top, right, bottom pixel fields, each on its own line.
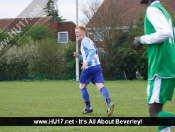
left=78, top=37, right=100, bottom=69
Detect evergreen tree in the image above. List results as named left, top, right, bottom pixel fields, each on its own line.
left=44, top=0, right=64, bottom=21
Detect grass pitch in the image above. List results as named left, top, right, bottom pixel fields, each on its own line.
left=0, top=80, right=175, bottom=132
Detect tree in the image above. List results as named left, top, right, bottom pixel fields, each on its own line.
left=80, top=0, right=147, bottom=79
left=44, top=0, right=64, bottom=21
left=18, top=25, right=56, bottom=44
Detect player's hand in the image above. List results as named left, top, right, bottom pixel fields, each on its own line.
left=73, top=52, right=79, bottom=58
left=81, top=62, right=87, bottom=70
left=132, top=37, right=142, bottom=50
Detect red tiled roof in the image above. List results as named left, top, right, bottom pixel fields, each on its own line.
left=0, top=16, right=53, bottom=31
left=86, top=0, right=175, bottom=28
left=161, top=0, right=175, bottom=14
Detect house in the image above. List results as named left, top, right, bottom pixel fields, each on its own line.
left=0, top=16, right=76, bottom=43
left=86, top=0, right=175, bottom=43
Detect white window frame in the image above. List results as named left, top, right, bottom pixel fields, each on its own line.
left=94, top=31, right=104, bottom=41
left=58, top=31, right=68, bottom=43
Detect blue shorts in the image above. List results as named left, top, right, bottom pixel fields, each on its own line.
left=80, top=65, right=104, bottom=84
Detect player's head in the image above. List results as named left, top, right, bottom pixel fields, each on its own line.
left=75, top=26, right=86, bottom=41
left=140, top=0, right=155, bottom=4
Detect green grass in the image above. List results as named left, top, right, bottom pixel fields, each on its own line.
left=0, top=80, right=175, bottom=132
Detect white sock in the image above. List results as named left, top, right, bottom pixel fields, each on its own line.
left=160, top=127, right=170, bottom=132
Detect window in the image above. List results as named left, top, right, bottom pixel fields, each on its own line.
left=94, top=31, right=103, bottom=41
left=58, top=32, right=68, bottom=43
left=94, top=30, right=109, bottom=41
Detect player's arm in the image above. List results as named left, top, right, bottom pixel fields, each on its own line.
left=82, top=39, right=96, bottom=63
left=78, top=55, right=83, bottom=60
left=139, top=7, right=173, bottom=44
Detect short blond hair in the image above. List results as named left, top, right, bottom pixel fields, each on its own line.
left=75, top=26, right=86, bottom=34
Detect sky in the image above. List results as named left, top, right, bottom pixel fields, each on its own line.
left=0, top=0, right=103, bottom=25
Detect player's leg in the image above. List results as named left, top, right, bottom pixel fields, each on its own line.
left=95, top=83, right=112, bottom=106
left=148, top=103, right=163, bottom=117
left=79, top=69, right=94, bottom=114
left=92, top=65, right=114, bottom=116
left=95, top=82, right=114, bottom=117
left=147, top=76, right=175, bottom=132
left=79, top=83, right=93, bottom=114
